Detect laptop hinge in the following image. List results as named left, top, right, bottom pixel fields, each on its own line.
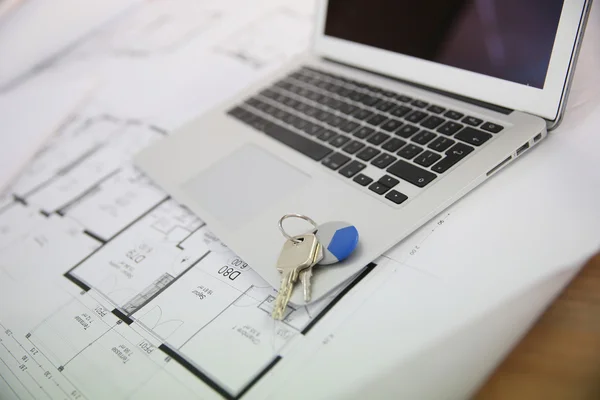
left=322, top=57, right=514, bottom=115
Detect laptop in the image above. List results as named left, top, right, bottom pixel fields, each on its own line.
left=135, top=0, right=592, bottom=305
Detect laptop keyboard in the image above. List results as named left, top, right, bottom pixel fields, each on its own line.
left=227, top=66, right=505, bottom=205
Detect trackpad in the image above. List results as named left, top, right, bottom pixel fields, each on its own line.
left=182, top=144, right=309, bottom=228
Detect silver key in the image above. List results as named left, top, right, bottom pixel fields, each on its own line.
left=299, top=267, right=313, bottom=302
left=272, top=233, right=322, bottom=320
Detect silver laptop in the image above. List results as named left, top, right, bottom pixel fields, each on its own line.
left=135, top=0, right=592, bottom=304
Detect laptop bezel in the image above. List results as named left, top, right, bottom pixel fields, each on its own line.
left=312, top=0, right=591, bottom=124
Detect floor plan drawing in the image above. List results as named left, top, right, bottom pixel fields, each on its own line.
left=0, top=108, right=378, bottom=398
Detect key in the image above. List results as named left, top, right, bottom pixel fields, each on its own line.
left=272, top=233, right=322, bottom=319
left=299, top=267, right=314, bottom=302
left=299, top=221, right=359, bottom=302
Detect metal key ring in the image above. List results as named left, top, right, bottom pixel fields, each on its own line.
left=278, top=214, right=318, bottom=244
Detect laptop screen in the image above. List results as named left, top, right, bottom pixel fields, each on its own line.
left=324, top=0, right=565, bottom=90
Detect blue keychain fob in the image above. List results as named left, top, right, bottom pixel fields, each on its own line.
left=314, top=221, right=359, bottom=265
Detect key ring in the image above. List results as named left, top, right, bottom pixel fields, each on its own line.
left=278, top=214, right=318, bottom=244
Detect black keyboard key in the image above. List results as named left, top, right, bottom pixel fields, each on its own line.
left=378, top=175, right=399, bottom=188
left=273, top=108, right=287, bottom=120
left=249, top=116, right=271, bottom=131
left=446, top=142, right=474, bottom=157
left=322, top=152, right=350, bottom=170
left=283, top=97, right=298, bottom=108
left=411, top=130, right=437, bottom=145
left=330, top=134, right=351, bottom=147
left=260, top=89, right=278, bottom=99
left=366, top=113, right=388, bottom=126
left=328, top=84, right=346, bottom=96
left=342, top=140, right=365, bottom=155
left=481, top=122, right=504, bottom=133
left=246, top=97, right=262, bottom=108
left=246, top=98, right=272, bottom=111
left=353, top=173, right=373, bottom=186
left=437, top=121, right=464, bottom=136
left=321, top=82, right=336, bottom=93
left=367, top=131, right=390, bottom=145
left=375, top=101, right=396, bottom=112
left=357, top=146, right=380, bottom=161
left=444, top=110, right=464, bottom=120
left=228, top=106, right=247, bottom=119
left=353, top=108, right=374, bottom=120
left=354, top=126, right=375, bottom=139
left=316, top=110, right=334, bottom=122
left=349, top=91, right=365, bottom=102
left=360, top=95, right=380, bottom=107
left=337, top=87, right=353, bottom=98
left=292, top=118, right=308, bottom=130
left=231, top=108, right=251, bottom=122
left=293, top=101, right=308, bottom=113
left=315, top=81, right=330, bottom=90
left=371, top=153, right=397, bottom=169
left=462, top=116, right=483, bottom=126
left=326, top=115, right=346, bottom=128
left=390, top=105, right=411, bottom=118
left=385, top=190, right=408, bottom=205
left=237, top=108, right=257, bottom=122
left=431, top=143, right=474, bottom=173
left=396, top=94, right=412, bottom=103
left=411, top=99, right=428, bottom=108
left=368, top=182, right=390, bottom=195
left=397, top=144, right=423, bottom=159
left=380, top=118, right=403, bottom=132
left=420, top=116, right=445, bottom=129
left=282, top=112, right=297, bottom=125
left=396, top=124, right=420, bottom=138
left=304, top=106, right=319, bottom=117
left=328, top=99, right=344, bottom=110
left=454, top=127, right=492, bottom=146
left=414, top=150, right=442, bottom=167
left=339, top=120, right=360, bottom=133
left=317, top=129, right=337, bottom=141
left=302, top=123, right=323, bottom=136
left=428, top=136, right=455, bottom=152
left=338, top=102, right=359, bottom=115
left=264, top=105, right=279, bottom=116
left=427, top=105, right=445, bottom=114
left=387, top=159, right=437, bottom=188
left=339, top=160, right=366, bottom=178
left=273, top=91, right=296, bottom=103
left=337, top=87, right=353, bottom=97
left=260, top=121, right=332, bottom=161
left=318, top=95, right=336, bottom=107
left=405, top=110, right=428, bottom=123
left=297, top=88, right=313, bottom=98
left=382, top=138, right=406, bottom=153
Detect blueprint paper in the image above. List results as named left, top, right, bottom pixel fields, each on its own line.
left=0, top=0, right=599, bottom=399
left=0, top=0, right=137, bottom=91
left=0, top=71, right=93, bottom=195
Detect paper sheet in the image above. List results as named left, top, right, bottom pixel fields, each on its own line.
left=0, top=71, right=93, bottom=195
left=0, top=0, right=137, bottom=91
left=0, top=0, right=598, bottom=399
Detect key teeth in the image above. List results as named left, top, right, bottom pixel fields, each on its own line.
left=301, top=269, right=312, bottom=302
